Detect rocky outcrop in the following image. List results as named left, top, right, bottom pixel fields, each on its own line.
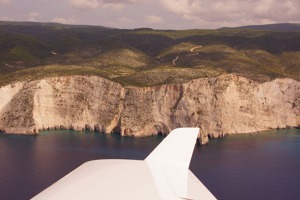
left=0, top=76, right=126, bottom=134
left=121, top=75, right=300, bottom=144
left=0, top=75, right=299, bottom=144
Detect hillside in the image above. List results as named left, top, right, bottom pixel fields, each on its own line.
left=0, top=21, right=300, bottom=87
left=221, top=23, right=300, bottom=32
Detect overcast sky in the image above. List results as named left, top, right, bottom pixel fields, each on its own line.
left=0, top=0, right=299, bottom=29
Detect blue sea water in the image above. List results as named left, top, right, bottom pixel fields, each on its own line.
left=0, top=129, right=299, bottom=200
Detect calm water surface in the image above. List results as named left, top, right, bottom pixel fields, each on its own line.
left=0, top=129, right=299, bottom=200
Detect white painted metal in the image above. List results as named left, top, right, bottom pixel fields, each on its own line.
left=32, top=160, right=161, bottom=200
left=31, top=128, right=217, bottom=200
left=146, top=128, right=198, bottom=169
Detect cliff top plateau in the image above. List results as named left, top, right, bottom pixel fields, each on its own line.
left=0, top=21, right=300, bottom=87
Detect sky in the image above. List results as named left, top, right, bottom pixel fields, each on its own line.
left=0, top=0, right=300, bottom=29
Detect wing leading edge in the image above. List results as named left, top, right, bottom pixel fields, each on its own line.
left=146, top=128, right=216, bottom=200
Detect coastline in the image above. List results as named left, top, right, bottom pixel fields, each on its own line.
left=0, top=74, right=299, bottom=143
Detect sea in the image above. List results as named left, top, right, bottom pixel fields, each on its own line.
left=0, top=129, right=299, bottom=200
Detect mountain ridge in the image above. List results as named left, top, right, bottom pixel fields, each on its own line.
left=220, top=23, right=300, bottom=32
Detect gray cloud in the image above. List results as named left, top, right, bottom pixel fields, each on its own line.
left=160, top=0, right=300, bottom=27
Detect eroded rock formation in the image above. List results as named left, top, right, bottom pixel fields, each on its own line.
left=0, top=74, right=299, bottom=144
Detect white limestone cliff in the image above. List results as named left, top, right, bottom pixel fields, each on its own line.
left=0, top=75, right=299, bottom=144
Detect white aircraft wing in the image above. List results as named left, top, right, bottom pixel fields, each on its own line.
left=31, top=128, right=216, bottom=200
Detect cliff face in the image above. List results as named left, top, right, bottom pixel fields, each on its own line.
left=0, top=75, right=299, bottom=144
left=0, top=76, right=126, bottom=134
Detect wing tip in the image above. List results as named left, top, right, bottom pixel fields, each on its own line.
left=146, top=127, right=199, bottom=169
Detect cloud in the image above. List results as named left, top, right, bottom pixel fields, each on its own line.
left=52, top=17, right=67, bottom=24
left=69, top=0, right=100, bottom=10
left=51, top=17, right=78, bottom=24
left=117, top=17, right=134, bottom=24
left=102, top=3, right=124, bottom=11
left=28, top=12, right=40, bottom=21
left=105, top=17, right=136, bottom=28
left=146, top=15, right=163, bottom=24
left=160, top=0, right=300, bottom=27
left=103, top=0, right=140, bottom=3
left=0, top=0, right=12, bottom=5
left=0, top=16, right=12, bottom=21
left=69, top=0, right=142, bottom=11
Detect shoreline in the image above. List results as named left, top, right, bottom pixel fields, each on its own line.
left=2, top=126, right=300, bottom=145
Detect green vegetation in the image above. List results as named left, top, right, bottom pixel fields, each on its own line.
left=280, top=52, right=300, bottom=79
left=131, top=29, right=216, bottom=39
left=0, top=65, right=110, bottom=87
left=157, top=42, right=197, bottom=58
left=0, top=22, right=299, bottom=87
left=113, top=65, right=225, bottom=86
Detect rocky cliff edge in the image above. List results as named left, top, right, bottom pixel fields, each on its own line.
left=0, top=74, right=299, bottom=144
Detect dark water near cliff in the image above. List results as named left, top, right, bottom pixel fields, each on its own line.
left=0, top=129, right=300, bottom=200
